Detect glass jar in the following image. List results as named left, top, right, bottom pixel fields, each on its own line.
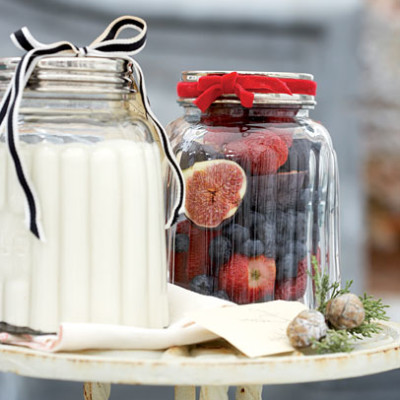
left=167, top=71, right=340, bottom=307
left=0, top=56, right=169, bottom=331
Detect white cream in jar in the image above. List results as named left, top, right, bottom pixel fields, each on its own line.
left=0, top=139, right=168, bottom=331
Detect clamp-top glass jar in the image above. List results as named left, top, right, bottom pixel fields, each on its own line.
left=0, top=57, right=168, bottom=331
left=167, top=71, right=340, bottom=307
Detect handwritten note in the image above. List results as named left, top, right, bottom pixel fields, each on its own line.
left=190, top=300, right=307, bottom=358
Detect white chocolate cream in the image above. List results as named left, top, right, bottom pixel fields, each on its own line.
left=0, top=139, right=168, bottom=331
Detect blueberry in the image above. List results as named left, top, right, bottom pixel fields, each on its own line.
left=276, top=253, right=298, bottom=281
left=233, top=210, right=260, bottom=236
left=312, top=222, right=320, bottom=250
left=247, top=212, right=266, bottom=238
left=179, top=142, right=220, bottom=169
left=296, top=212, right=308, bottom=241
left=214, top=290, right=230, bottom=300
left=209, top=236, right=232, bottom=268
left=264, top=211, right=277, bottom=225
left=248, top=174, right=277, bottom=214
left=295, top=240, right=307, bottom=263
left=311, top=141, right=322, bottom=153
left=258, top=292, right=275, bottom=302
left=296, top=188, right=311, bottom=212
left=223, top=224, right=250, bottom=248
left=278, top=139, right=312, bottom=173
left=175, top=234, right=189, bottom=253
left=190, top=275, right=214, bottom=295
left=256, top=220, right=275, bottom=242
left=276, top=210, right=296, bottom=241
left=239, top=239, right=265, bottom=257
left=255, top=221, right=276, bottom=257
left=276, top=239, right=295, bottom=260
left=264, top=236, right=277, bottom=259
left=276, top=172, right=307, bottom=211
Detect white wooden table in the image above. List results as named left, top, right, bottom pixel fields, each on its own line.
left=0, top=321, right=399, bottom=400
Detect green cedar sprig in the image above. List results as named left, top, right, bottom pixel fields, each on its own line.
left=310, top=256, right=352, bottom=314
left=309, top=256, right=390, bottom=354
left=348, top=294, right=390, bottom=339
left=311, top=329, right=355, bottom=354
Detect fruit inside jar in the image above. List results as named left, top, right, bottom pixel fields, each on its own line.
left=168, top=105, right=326, bottom=304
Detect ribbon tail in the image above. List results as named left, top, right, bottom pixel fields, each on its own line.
left=6, top=54, right=46, bottom=241
left=0, top=90, right=12, bottom=139
left=131, top=59, right=185, bottom=228
left=258, top=79, right=293, bottom=95
left=235, top=84, right=254, bottom=108
left=194, top=85, right=223, bottom=112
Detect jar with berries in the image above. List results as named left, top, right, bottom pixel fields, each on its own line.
left=167, top=71, right=340, bottom=307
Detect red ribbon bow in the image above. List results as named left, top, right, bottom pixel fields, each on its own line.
left=177, top=72, right=317, bottom=112
left=195, top=72, right=256, bottom=111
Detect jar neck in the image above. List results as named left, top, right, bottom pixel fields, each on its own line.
left=183, top=104, right=310, bottom=125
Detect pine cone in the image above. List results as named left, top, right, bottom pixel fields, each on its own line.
left=287, top=309, right=327, bottom=348
left=326, top=293, right=365, bottom=329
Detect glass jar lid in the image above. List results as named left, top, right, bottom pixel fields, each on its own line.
left=177, top=71, right=317, bottom=109
left=0, top=56, right=135, bottom=94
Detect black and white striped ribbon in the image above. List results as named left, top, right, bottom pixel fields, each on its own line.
left=0, top=16, right=185, bottom=240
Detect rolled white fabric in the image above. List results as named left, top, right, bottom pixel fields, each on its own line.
left=0, top=284, right=235, bottom=352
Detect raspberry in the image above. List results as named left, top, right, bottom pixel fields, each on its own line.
left=203, top=129, right=243, bottom=148
left=267, top=128, right=294, bottom=148
left=225, top=132, right=289, bottom=175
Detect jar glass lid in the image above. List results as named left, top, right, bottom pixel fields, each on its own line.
left=0, top=56, right=134, bottom=93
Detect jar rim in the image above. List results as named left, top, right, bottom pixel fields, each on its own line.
left=181, top=70, right=314, bottom=82
left=0, top=56, right=129, bottom=72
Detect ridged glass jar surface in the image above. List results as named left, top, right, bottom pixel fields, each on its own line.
left=0, top=57, right=168, bottom=331
left=167, top=74, right=340, bottom=307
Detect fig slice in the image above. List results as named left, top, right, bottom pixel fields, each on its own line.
left=183, top=159, right=247, bottom=228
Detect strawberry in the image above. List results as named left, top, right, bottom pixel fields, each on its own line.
left=224, top=132, right=289, bottom=175
left=170, top=220, right=193, bottom=287
left=172, top=219, right=222, bottom=287
left=275, top=256, right=308, bottom=300
left=171, top=252, right=189, bottom=288
left=218, top=254, right=276, bottom=304
left=186, top=225, right=221, bottom=281
left=176, top=220, right=190, bottom=234
left=185, top=226, right=209, bottom=281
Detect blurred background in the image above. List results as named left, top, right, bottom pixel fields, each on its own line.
left=0, top=0, right=399, bottom=399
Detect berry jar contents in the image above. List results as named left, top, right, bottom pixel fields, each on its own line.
left=0, top=56, right=170, bottom=332
left=167, top=71, right=340, bottom=306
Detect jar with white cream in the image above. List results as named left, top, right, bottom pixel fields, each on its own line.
left=0, top=56, right=169, bottom=332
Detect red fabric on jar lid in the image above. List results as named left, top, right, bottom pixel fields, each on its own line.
left=177, top=72, right=317, bottom=112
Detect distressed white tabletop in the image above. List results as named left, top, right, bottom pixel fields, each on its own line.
left=0, top=321, right=399, bottom=388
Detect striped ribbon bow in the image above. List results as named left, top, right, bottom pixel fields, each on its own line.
left=0, top=16, right=185, bottom=240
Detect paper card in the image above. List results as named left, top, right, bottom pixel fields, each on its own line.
left=190, top=300, right=307, bottom=358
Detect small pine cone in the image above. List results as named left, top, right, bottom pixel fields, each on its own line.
left=287, top=309, right=327, bottom=348
left=326, top=293, right=365, bottom=329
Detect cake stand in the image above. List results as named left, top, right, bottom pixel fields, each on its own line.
left=0, top=321, right=399, bottom=400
